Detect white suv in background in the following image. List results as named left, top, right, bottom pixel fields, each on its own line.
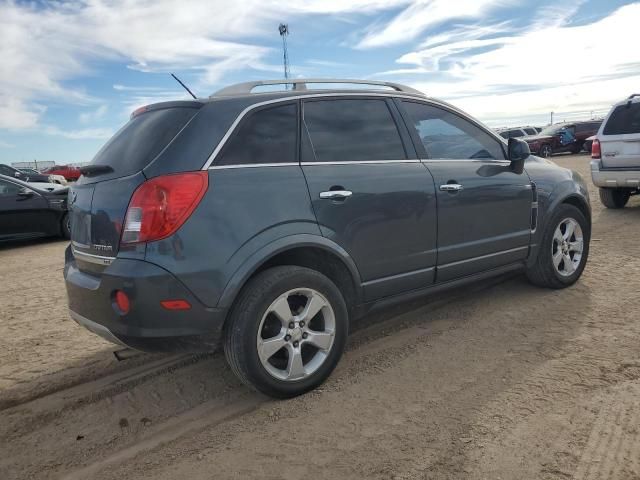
left=591, top=94, right=640, bottom=208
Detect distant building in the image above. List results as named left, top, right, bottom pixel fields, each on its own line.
left=11, top=160, right=55, bottom=170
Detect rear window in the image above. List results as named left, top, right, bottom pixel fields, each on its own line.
left=90, top=107, right=198, bottom=176
left=603, top=103, right=640, bottom=135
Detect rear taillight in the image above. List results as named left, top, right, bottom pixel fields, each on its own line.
left=591, top=139, right=601, bottom=159
left=122, top=171, right=208, bottom=244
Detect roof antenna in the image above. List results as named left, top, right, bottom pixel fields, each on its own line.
left=170, top=73, right=197, bottom=99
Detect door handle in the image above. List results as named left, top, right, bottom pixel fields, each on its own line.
left=319, top=190, right=353, bottom=200
left=439, top=184, right=463, bottom=192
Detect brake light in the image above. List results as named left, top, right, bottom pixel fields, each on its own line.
left=122, top=171, right=208, bottom=244
left=114, top=290, right=130, bottom=315
left=591, top=139, right=601, bottom=159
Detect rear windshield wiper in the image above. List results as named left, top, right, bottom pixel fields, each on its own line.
left=80, top=164, right=114, bottom=177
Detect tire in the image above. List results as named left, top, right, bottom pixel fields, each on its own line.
left=599, top=188, right=630, bottom=209
left=526, top=204, right=590, bottom=289
left=539, top=144, right=552, bottom=158
left=224, top=266, right=349, bottom=398
left=61, top=213, right=71, bottom=239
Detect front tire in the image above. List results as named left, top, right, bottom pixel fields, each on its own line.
left=224, top=266, right=348, bottom=398
left=526, top=204, right=590, bottom=289
left=599, top=188, right=630, bottom=209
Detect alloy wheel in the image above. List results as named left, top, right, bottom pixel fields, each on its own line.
left=256, top=288, right=335, bottom=381
left=551, top=218, right=584, bottom=277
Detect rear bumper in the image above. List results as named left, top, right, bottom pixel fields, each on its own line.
left=64, top=246, right=227, bottom=352
left=591, top=161, right=640, bottom=188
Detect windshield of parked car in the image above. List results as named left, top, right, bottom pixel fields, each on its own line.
left=540, top=125, right=564, bottom=136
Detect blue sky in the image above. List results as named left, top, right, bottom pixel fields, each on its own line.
left=0, top=0, right=638, bottom=165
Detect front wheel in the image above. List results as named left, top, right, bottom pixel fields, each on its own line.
left=526, top=204, right=590, bottom=289
left=224, top=266, right=348, bottom=398
left=599, top=188, right=630, bottom=209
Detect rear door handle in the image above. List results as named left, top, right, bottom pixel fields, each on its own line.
left=439, top=184, right=463, bottom=192
left=320, top=190, right=353, bottom=200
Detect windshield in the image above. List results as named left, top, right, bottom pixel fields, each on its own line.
left=540, top=125, right=564, bottom=136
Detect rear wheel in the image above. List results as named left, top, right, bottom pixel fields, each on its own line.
left=599, top=188, right=630, bottom=209
left=61, top=213, right=71, bottom=239
left=224, top=266, right=348, bottom=398
left=539, top=144, right=552, bottom=158
left=526, top=204, right=590, bottom=289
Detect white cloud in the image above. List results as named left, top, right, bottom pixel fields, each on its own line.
left=43, top=125, right=114, bottom=140
left=356, top=0, right=520, bottom=49
left=0, top=0, right=407, bottom=132
left=379, top=2, right=640, bottom=125
left=79, top=105, right=108, bottom=124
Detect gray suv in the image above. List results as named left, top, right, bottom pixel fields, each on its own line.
left=64, top=79, right=591, bottom=398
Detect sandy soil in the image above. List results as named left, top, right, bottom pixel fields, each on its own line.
left=1, top=154, right=639, bottom=479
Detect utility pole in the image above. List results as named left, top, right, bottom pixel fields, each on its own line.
left=550, top=111, right=554, bottom=126
left=278, top=23, right=290, bottom=84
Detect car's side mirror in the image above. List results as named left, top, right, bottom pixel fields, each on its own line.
left=508, top=137, right=529, bottom=173
left=17, top=187, right=34, bottom=198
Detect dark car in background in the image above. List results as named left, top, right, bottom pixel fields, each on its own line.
left=0, top=174, right=70, bottom=241
left=65, top=78, right=591, bottom=398
left=0, top=164, right=53, bottom=183
left=524, top=120, right=602, bottom=157
left=42, top=165, right=82, bottom=181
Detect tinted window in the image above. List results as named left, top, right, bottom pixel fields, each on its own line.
left=401, top=102, right=505, bottom=160
left=604, top=103, right=640, bottom=135
left=217, top=104, right=297, bottom=166
left=91, top=107, right=198, bottom=175
left=499, top=131, right=509, bottom=139
left=303, top=99, right=406, bottom=162
left=524, top=128, right=537, bottom=135
left=0, top=179, right=21, bottom=196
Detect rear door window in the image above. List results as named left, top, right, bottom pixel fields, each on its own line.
left=401, top=101, right=506, bottom=160
left=302, top=99, right=406, bottom=162
left=216, top=103, right=297, bottom=166
left=91, top=107, right=199, bottom=176
left=604, top=103, right=640, bottom=135
left=0, top=179, right=21, bottom=196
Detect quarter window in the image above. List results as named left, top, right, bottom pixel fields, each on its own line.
left=216, top=103, right=297, bottom=166
left=401, top=101, right=505, bottom=160
left=303, top=99, right=406, bottom=162
left=603, top=103, right=640, bottom=135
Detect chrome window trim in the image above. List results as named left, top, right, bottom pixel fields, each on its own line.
left=72, top=247, right=115, bottom=266
left=209, top=162, right=299, bottom=170
left=201, top=92, right=488, bottom=170
left=421, top=159, right=512, bottom=164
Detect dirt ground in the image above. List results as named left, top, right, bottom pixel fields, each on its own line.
left=1, top=154, right=639, bottom=480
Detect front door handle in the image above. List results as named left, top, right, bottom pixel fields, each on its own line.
left=439, top=184, right=463, bottom=192
left=320, top=190, right=353, bottom=200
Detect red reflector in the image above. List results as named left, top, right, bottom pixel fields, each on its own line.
left=591, top=138, right=601, bottom=159
left=121, top=171, right=208, bottom=244
left=161, top=299, right=192, bottom=310
left=114, top=290, right=130, bottom=314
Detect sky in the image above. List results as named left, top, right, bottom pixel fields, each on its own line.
left=0, top=0, right=638, bottom=165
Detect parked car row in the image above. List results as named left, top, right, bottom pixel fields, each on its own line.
left=496, top=126, right=542, bottom=139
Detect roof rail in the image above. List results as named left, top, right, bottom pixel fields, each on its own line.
left=212, top=78, right=424, bottom=97
left=628, top=93, right=640, bottom=99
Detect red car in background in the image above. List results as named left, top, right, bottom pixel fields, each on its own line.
left=524, top=120, right=602, bottom=158
left=42, top=165, right=81, bottom=181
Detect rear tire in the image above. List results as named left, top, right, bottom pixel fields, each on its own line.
left=61, top=213, right=71, bottom=239
left=539, top=144, right=552, bottom=158
left=599, top=188, right=630, bottom=209
left=526, top=204, right=590, bottom=289
left=224, top=266, right=348, bottom=398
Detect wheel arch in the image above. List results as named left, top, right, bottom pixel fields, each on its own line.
left=217, top=234, right=363, bottom=315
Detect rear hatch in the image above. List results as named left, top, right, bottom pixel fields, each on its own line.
left=600, top=99, right=640, bottom=169
left=69, top=103, right=201, bottom=269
